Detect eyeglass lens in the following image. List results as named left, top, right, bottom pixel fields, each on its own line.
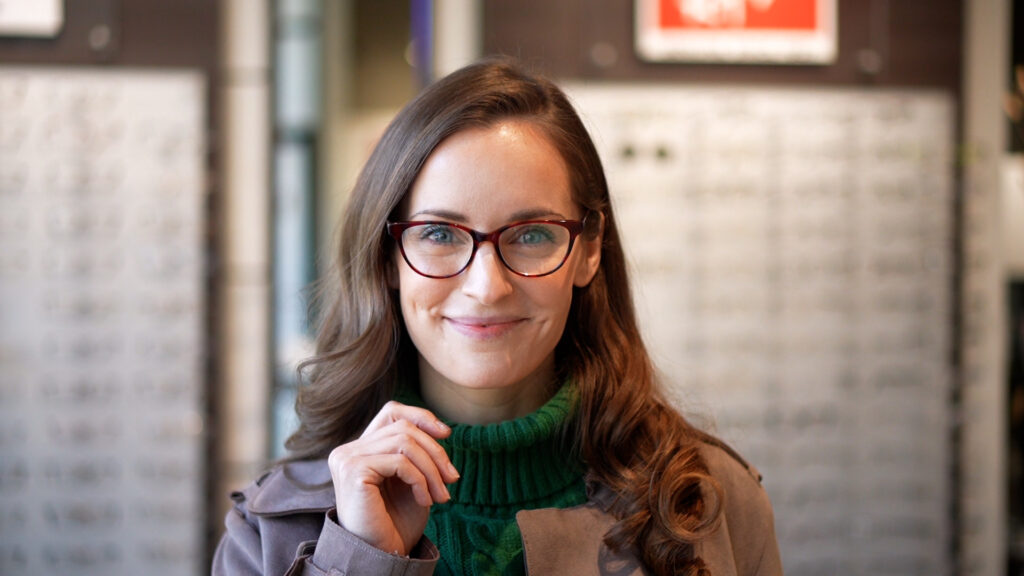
left=400, top=222, right=573, bottom=277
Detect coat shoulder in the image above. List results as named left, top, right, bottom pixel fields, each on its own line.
left=697, top=440, right=783, bottom=576
left=233, top=459, right=335, bottom=517
left=698, top=439, right=774, bottom=530
left=698, top=438, right=764, bottom=490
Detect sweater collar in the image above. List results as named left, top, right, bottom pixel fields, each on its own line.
left=401, top=383, right=584, bottom=508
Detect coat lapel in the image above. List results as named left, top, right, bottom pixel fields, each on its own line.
left=517, top=503, right=647, bottom=575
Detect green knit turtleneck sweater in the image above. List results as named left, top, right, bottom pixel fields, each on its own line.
left=401, top=384, right=587, bottom=576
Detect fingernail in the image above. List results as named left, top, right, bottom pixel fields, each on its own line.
left=443, top=485, right=451, bottom=501
left=447, top=462, right=460, bottom=479
left=435, top=420, right=450, bottom=433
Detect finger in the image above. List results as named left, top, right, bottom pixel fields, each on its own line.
left=361, top=403, right=460, bottom=483
left=347, top=453, right=435, bottom=508
left=376, top=419, right=460, bottom=484
left=363, top=400, right=451, bottom=439
left=348, top=420, right=459, bottom=487
left=345, top=432, right=453, bottom=503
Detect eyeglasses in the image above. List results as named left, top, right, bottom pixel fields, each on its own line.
left=386, top=216, right=588, bottom=278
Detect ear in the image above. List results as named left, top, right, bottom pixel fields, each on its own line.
left=572, top=214, right=604, bottom=288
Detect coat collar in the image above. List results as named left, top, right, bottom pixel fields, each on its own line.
left=246, top=459, right=335, bottom=517
left=245, top=460, right=615, bottom=520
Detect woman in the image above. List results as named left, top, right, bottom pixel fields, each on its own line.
left=214, top=57, right=782, bottom=576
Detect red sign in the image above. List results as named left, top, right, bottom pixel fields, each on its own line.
left=636, top=0, right=836, bottom=64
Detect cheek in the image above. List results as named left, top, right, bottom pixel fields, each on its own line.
left=530, top=276, right=577, bottom=325
left=543, top=258, right=588, bottom=327
left=397, top=268, right=446, bottom=321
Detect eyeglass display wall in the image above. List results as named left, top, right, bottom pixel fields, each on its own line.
left=568, top=84, right=954, bottom=576
left=0, top=67, right=205, bottom=575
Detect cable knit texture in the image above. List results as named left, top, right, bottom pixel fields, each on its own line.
left=398, top=384, right=587, bottom=576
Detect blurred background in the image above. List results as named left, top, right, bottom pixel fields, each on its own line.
left=0, top=0, right=1020, bottom=574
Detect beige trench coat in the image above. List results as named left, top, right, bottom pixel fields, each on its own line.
left=212, top=442, right=783, bottom=575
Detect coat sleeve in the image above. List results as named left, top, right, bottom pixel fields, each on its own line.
left=211, top=491, right=440, bottom=575
left=307, top=510, right=440, bottom=575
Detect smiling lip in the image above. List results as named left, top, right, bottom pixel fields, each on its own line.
left=445, top=316, right=525, bottom=339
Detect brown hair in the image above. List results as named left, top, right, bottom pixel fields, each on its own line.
left=287, top=56, right=723, bottom=575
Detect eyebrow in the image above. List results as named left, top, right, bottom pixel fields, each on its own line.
left=407, top=208, right=570, bottom=222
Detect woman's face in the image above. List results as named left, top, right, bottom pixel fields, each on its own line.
left=394, top=120, right=601, bottom=405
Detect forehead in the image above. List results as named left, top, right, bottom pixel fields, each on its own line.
left=401, top=121, right=576, bottom=221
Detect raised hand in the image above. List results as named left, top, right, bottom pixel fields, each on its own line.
left=327, top=401, right=460, bottom=555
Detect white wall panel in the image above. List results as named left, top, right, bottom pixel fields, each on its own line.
left=569, top=83, right=954, bottom=576
left=0, top=67, right=205, bottom=576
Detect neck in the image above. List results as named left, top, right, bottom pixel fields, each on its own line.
left=438, top=383, right=585, bottom=507
left=418, top=356, right=557, bottom=425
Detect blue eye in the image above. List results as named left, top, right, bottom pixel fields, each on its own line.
left=510, top=224, right=557, bottom=245
left=418, top=224, right=458, bottom=244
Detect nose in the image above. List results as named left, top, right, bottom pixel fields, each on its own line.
left=460, top=242, right=514, bottom=304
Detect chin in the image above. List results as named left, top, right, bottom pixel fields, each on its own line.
left=449, top=368, right=529, bottom=390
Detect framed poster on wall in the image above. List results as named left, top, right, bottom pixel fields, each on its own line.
left=635, top=0, right=837, bottom=64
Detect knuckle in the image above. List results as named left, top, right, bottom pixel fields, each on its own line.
left=427, top=442, right=446, bottom=458
left=327, top=444, right=352, bottom=468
